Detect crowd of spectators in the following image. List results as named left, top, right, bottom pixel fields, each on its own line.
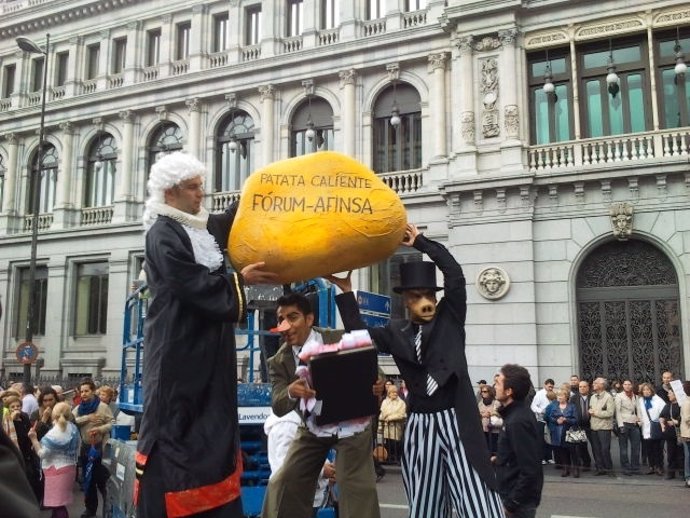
left=375, top=371, right=690, bottom=490
left=1, top=379, right=127, bottom=517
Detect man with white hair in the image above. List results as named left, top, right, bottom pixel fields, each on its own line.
left=588, top=377, right=615, bottom=476
left=136, top=152, right=277, bottom=518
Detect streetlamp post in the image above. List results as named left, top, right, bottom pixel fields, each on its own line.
left=16, top=34, right=49, bottom=384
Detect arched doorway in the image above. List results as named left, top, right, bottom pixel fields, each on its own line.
left=576, top=239, right=683, bottom=383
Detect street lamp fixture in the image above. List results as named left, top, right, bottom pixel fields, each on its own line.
left=674, top=27, right=687, bottom=81
left=390, top=79, right=401, bottom=128
left=606, top=39, right=620, bottom=98
left=542, top=49, right=557, bottom=101
left=16, top=33, right=49, bottom=384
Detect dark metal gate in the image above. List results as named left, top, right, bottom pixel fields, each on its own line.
left=576, top=240, right=683, bottom=383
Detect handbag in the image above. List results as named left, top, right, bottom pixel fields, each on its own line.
left=645, top=406, right=663, bottom=440
left=316, top=483, right=338, bottom=518
left=489, top=415, right=504, bottom=429
left=565, top=428, right=587, bottom=444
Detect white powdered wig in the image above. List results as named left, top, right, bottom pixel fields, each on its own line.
left=143, top=152, right=207, bottom=229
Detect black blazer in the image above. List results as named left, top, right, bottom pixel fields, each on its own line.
left=569, top=394, right=591, bottom=429
left=336, top=234, right=496, bottom=490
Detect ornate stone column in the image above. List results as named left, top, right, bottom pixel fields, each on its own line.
left=124, top=21, right=141, bottom=84
left=259, top=85, right=275, bottom=166
left=2, top=133, right=18, bottom=214
left=65, top=37, right=81, bottom=97
left=54, top=122, right=74, bottom=209
left=52, top=122, right=77, bottom=228
left=453, top=36, right=475, bottom=149
left=185, top=98, right=202, bottom=157
left=498, top=28, right=520, bottom=141
left=339, top=0, right=357, bottom=40
left=159, top=14, right=173, bottom=78
left=260, top=1, right=277, bottom=58
left=227, top=0, right=241, bottom=62
left=189, top=4, right=207, bottom=70
left=428, top=53, right=448, bottom=159
left=118, top=110, right=134, bottom=201
left=113, top=110, right=135, bottom=223
left=97, top=29, right=111, bottom=91
left=339, top=69, right=357, bottom=156
left=302, top=0, right=317, bottom=49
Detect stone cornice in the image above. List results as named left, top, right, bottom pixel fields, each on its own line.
left=0, top=0, right=141, bottom=39
left=524, top=6, right=690, bottom=50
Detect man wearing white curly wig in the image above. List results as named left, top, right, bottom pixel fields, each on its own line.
left=136, top=152, right=277, bottom=518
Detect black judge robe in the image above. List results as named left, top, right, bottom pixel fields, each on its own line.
left=137, top=212, right=246, bottom=516
left=336, top=234, right=498, bottom=491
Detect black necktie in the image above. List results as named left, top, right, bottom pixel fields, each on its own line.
left=414, top=326, right=423, bottom=362
left=414, top=325, right=438, bottom=396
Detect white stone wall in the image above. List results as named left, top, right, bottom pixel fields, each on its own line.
left=0, top=0, right=689, bottom=383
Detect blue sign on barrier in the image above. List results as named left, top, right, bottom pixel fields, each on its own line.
left=361, top=311, right=390, bottom=328
left=356, top=291, right=391, bottom=315
left=357, top=291, right=391, bottom=328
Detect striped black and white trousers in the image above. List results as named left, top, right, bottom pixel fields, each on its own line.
left=402, top=408, right=504, bottom=518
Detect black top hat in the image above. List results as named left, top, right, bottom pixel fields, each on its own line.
left=393, top=261, right=442, bottom=293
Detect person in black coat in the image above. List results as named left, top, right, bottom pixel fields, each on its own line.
left=5, top=395, right=42, bottom=505
left=331, top=223, right=503, bottom=518
left=569, top=379, right=593, bottom=470
left=494, top=364, right=544, bottom=518
left=0, top=425, right=40, bottom=517
left=136, top=152, right=277, bottom=518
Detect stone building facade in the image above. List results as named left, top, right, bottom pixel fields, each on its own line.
left=0, top=0, right=688, bottom=385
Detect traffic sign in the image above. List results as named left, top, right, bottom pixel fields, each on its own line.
left=360, top=311, right=390, bottom=328
left=356, top=290, right=391, bottom=315
left=15, top=341, right=39, bottom=364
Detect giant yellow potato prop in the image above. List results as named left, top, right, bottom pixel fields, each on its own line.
left=229, top=151, right=407, bottom=284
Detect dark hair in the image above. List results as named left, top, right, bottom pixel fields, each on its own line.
left=683, top=381, right=690, bottom=397
left=22, top=382, right=34, bottom=396
left=79, top=378, right=96, bottom=391
left=276, top=293, right=313, bottom=316
left=38, top=386, right=58, bottom=406
left=544, top=378, right=555, bottom=386
left=481, top=384, right=495, bottom=399
left=502, top=364, right=533, bottom=401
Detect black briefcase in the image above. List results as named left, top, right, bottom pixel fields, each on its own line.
left=309, top=345, right=379, bottom=426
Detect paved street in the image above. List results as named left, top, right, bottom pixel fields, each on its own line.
left=49, top=460, right=688, bottom=518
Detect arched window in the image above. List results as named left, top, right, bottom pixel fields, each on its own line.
left=28, top=143, right=58, bottom=214
left=577, top=239, right=682, bottom=383
left=85, top=132, right=117, bottom=207
left=290, top=96, right=334, bottom=157
left=216, top=111, right=255, bottom=192
left=372, top=83, right=422, bottom=173
left=147, top=122, right=183, bottom=173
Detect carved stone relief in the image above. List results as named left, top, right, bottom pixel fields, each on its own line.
left=476, top=266, right=510, bottom=300
left=524, top=30, right=568, bottom=50
left=461, top=111, right=475, bottom=144
left=610, top=202, right=634, bottom=240
left=473, top=36, right=501, bottom=52
left=504, top=105, right=519, bottom=138
left=654, top=9, right=690, bottom=27
left=575, top=17, right=645, bottom=41
left=480, top=58, right=499, bottom=138
left=259, top=85, right=275, bottom=101
left=454, top=36, right=473, bottom=56
left=338, top=69, right=357, bottom=88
